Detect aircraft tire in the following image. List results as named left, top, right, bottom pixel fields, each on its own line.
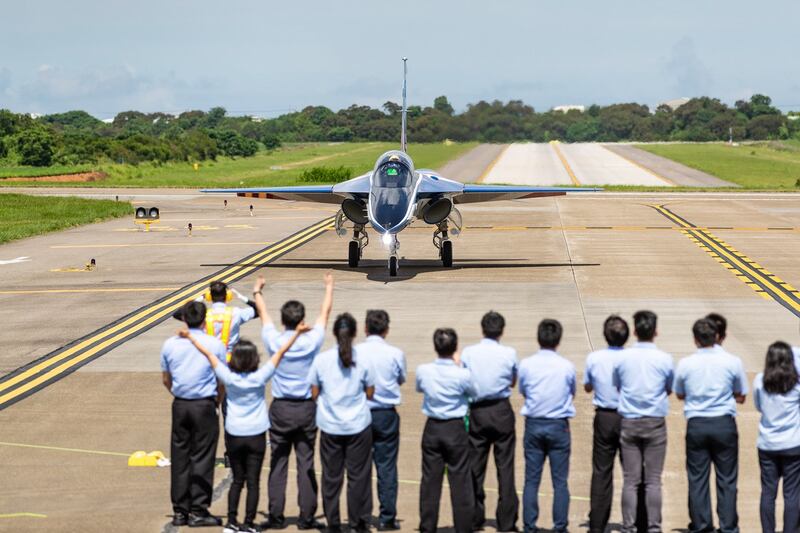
left=442, top=240, right=453, bottom=267
left=389, top=256, right=398, bottom=277
left=348, top=241, right=360, bottom=267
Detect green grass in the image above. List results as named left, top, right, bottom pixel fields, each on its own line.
left=0, top=164, right=94, bottom=178
left=0, top=142, right=477, bottom=188
left=637, top=142, right=800, bottom=189
left=0, top=194, right=133, bottom=244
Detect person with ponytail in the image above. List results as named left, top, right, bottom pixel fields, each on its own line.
left=754, top=341, right=800, bottom=533
left=308, top=313, right=375, bottom=533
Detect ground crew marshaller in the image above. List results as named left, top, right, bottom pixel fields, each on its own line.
left=204, top=280, right=259, bottom=361
left=416, top=328, right=476, bottom=533
left=355, top=310, right=406, bottom=531
left=161, top=301, right=226, bottom=527
left=461, top=311, right=519, bottom=532
left=259, top=272, right=334, bottom=530
left=674, top=318, right=747, bottom=533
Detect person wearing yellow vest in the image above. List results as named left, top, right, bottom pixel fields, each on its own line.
left=204, top=281, right=259, bottom=362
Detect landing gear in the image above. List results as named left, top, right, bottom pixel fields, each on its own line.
left=347, top=225, right=368, bottom=268
left=386, top=234, right=400, bottom=277
left=389, top=256, right=398, bottom=277
left=433, top=220, right=454, bottom=268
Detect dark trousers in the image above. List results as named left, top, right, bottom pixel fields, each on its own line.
left=620, top=417, right=667, bottom=533
left=589, top=409, right=649, bottom=533
left=685, top=415, right=739, bottom=533
left=469, top=398, right=518, bottom=531
left=759, top=447, right=800, bottom=533
left=320, top=427, right=373, bottom=529
left=419, top=417, right=474, bottom=533
left=268, top=399, right=318, bottom=521
left=371, top=408, right=400, bottom=524
left=523, top=417, right=571, bottom=533
left=170, top=397, right=219, bottom=516
left=227, top=432, right=267, bottom=525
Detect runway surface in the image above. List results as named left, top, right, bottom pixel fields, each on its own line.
left=479, top=142, right=736, bottom=187
left=1, top=186, right=799, bottom=532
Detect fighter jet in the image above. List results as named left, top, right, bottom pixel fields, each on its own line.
left=204, top=58, right=599, bottom=276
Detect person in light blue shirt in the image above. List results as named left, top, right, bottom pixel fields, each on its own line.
left=754, top=341, right=800, bottom=533
left=355, top=309, right=406, bottom=530
left=674, top=317, right=747, bottom=533
left=461, top=311, right=519, bottom=531
left=415, top=328, right=476, bottom=533
left=258, top=272, right=334, bottom=529
left=309, top=313, right=375, bottom=533
left=583, top=315, right=629, bottom=533
left=160, top=301, right=227, bottom=527
left=181, top=303, right=309, bottom=533
left=613, top=310, right=674, bottom=533
left=518, top=319, right=575, bottom=533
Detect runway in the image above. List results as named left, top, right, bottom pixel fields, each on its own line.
left=1, top=186, right=799, bottom=531
left=480, top=142, right=737, bottom=187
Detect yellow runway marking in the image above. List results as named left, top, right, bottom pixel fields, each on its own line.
left=0, top=513, right=47, bottom=519
left=0, top=217, right=335, bottom=409
left=550, top=141, right=581, bottom=186
left=0, top=287, right=180, bottom=295
left=476, top=144, right=510, bottom=184
left=0, top=440, right=129, bottom=457
left=51, top=242, right=272, bottom=249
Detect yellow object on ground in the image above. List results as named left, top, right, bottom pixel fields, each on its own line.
left=128, top=450, right=166, bottom=467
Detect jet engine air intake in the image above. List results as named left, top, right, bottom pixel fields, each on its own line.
left=422, top=198, right=453, bottom=224
left=341, top=198, right=368, bottom=225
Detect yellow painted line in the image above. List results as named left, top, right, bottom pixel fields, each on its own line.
left=0, top=440, right=129, bottom=457
left=549, top=141, right=581, bottom=186
left=51, top=242, right=272, bottom=249
left=0, top=513, right=47, bottom=519
left=601, top=145, right=676, bottom=186
left=476, top=144, right=510, bottom=184
left=0, top=218, right=334, bottom=402
left=0, top=287, right=180, bottom=295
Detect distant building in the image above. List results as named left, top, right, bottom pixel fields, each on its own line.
left=658, top=97, right=690, bottom=111
left=552, top=105, right=585, bottom=113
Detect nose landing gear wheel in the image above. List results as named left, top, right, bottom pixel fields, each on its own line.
left=389, top=256, right=398, bottom=277
left=441, top=240, right=453, bottom=267
left=348, top=240, right=360, bottom=268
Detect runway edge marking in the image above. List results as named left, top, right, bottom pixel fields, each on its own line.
left=0, top=216, right=335, bottom=411
left=651, top=205, right=800, bottom=316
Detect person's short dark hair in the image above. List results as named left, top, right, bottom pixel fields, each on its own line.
left=481, top=311, right=505, bottom=340
left=183, top=301, right=206, bottom=329
left=209, top=281, right=228, bottom=303
left=603, top=315, right=629, bottom=347
left=706, top=313, right=727, bottom=342
left=365, top=309, right=390, bottom=336
left=433, top=328, right=458, bottom=357
left=281, top=300, right=305, bottom=329
left=693, top=318, right=717, bottom=348
left=763, top=341, right=798, bottom=395
left=633, top=310, right=657, bottom=342
left=229, top=339, right=260, bottom=374
left=537, top=319, right=562, bottom=350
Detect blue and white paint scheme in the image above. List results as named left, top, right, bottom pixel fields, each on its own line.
left=203, top=59, right=599, bottom=276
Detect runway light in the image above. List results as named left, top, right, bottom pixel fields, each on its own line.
left=382, top=233, right=393, bottom=246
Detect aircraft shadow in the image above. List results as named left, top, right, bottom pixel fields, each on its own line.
left=249, top=258, right=600, bottom=282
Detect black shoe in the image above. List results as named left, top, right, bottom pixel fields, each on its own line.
left=223, top=522, right=242, bottom=533
left=188, top=513, right=223, bottom=527
left=240, top=523, right=262, bottom=533
left=297, top=518, right=326, bottom=530
left=260, top=514, right=286, bottom=529
left=172, top=513, right=189, bottom=526
left=377, top=520, right=400, bottom=531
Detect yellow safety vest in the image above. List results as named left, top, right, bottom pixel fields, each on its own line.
left=206, top=307, right=234, bottom=362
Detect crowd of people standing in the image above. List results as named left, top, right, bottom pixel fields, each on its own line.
left=160, top=273, right=800, bottom=533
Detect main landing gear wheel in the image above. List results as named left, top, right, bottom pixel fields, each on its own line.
left=348, top=240, right=360, bottom=268
left=389, top=256, right=398, bottom=277
left=441, top=240, right=453, bottom=267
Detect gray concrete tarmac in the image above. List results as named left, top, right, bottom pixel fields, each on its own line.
left=1, top=189, right=800, bottom=532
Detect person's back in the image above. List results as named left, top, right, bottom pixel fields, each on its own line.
left=312, top=346, right=372, bottom=435
left=417, top=360, right=474, bottom=419
left=264, top=323, right=325, bottom=399
left=461, top=340, right=517, bottom=402
left=614, top=342, right=673, bottom=419
left=162, top=332, right=224, bottom=399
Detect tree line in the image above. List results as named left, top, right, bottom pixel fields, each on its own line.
left=0, top=94, right=797, bottom=167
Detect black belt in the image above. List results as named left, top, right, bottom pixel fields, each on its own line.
left=370, top=406, right=397, bottom=412
left=174, top=396, right=216, bottom=402
left=427, top=417, right=466, bottom=423
left=472, top=397, right=510, bottom=409
left=273, top=397, right=313, bottom=403
left=595, top=407, right=618, bottom=413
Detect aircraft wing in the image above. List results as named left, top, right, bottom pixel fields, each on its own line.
left=416, top=173, right=600, bottom=204
left=201, top=173, right=370, bottom=205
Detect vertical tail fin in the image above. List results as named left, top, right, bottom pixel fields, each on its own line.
left=401, top=57, right=408, bottom=153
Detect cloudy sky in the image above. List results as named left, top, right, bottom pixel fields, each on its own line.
left=2, top=0, right=799, bottom=118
